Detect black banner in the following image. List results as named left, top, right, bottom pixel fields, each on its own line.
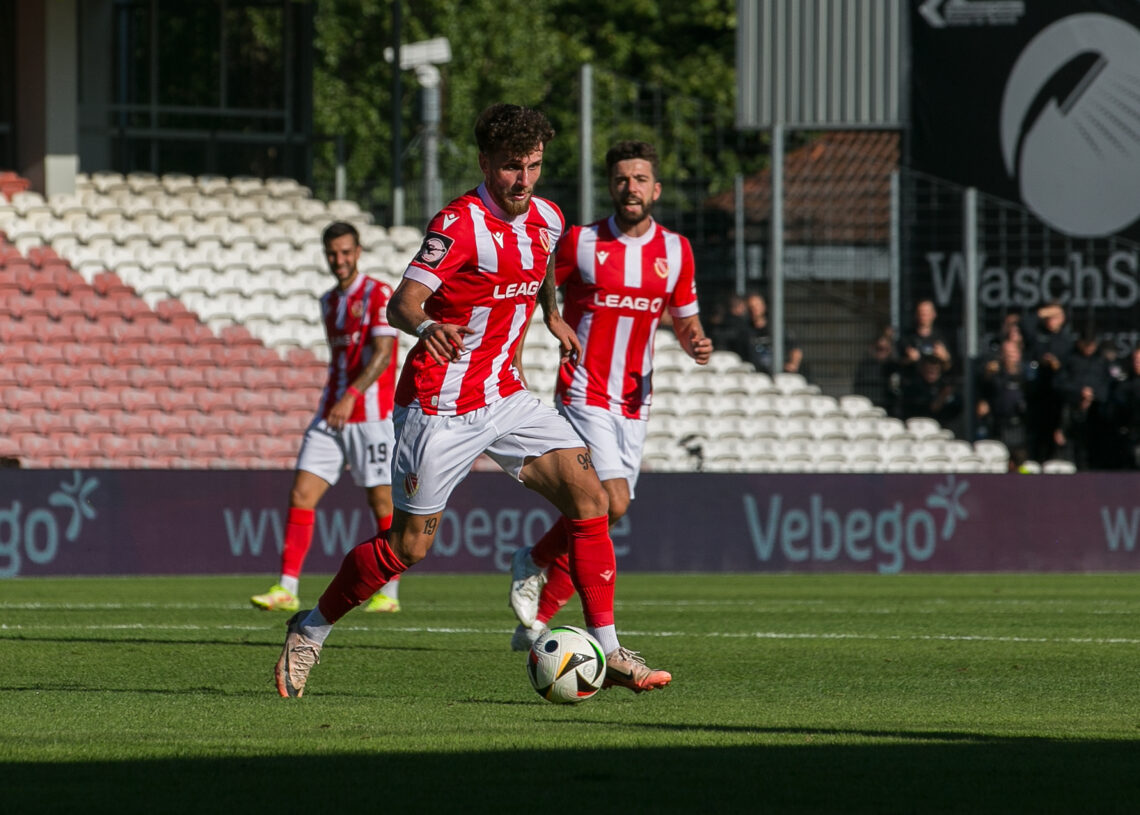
left=910, top=0, right=1140, bottom=242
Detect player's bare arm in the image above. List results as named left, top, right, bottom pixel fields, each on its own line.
left=673, top=314, right=713, bottom=365
left=538, top=257, right=581, bottom=362
left=388, top=278, right=474, bottom=364
left=328, top=335, right=395, bottom=430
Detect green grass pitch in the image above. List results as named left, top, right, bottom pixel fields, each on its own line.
left=3, top=573, right=1140, bottom=814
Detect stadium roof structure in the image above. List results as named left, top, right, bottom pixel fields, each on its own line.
left=705, top=131, right=898, bottom=245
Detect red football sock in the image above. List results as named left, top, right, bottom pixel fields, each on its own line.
left=566, top=515, right=616, bottom=628
left=280, top=507, right=315, bottom=579
left=530, top=516, right=570, bottom=568
left=536, top=554, right=574, bottom=625
left=317, top=533, right=408, bottom=623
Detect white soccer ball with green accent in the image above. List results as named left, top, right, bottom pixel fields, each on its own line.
left=526, top=625, right=607, bottom=704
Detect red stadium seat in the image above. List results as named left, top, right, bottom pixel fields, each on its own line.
left=100, top=435, right=144, bottom=458
left=0, top=410, right=35, bottom=435
left=126, top=366, right=168, bottom=389
left=149, top=410, right=190, bottom=437
left=184, top=410, right=222, bottom=436
left=160, top=388, right=200, bottom=412
left=8, top=361, right=53, bottom=387
left=166, top=367, right=209, bottom=390
left=107, top=321, right=151, bottom=344
left=231, top=390, right=271, bottom=412
left=74, top=386, right=124, bottom=412
left=2, top=387, right=42, bottom=411
left=91, top=271, right=135, bottom=298
left=87, top=366, right=131, bottom=389
left=40, top=386, right=86, bottom=412
left=240, top=367, right=283, bottom=390
left=69, top=319, right=114, bottom=344
left=180, top=346, right=216, bottom=367
left=118, top=388, right=161, bottom=412
left=68, top=410, right=115, bottom=437
left=203, top=367, right=245, bottom=389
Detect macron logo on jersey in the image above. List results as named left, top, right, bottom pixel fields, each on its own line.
left=597, top=250, right=610, bottom=265
left=491, top=231, right=505, bottom=248
left=441, top=213, right=459, bottom=230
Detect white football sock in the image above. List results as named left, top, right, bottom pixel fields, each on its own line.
left=588, top=624, right=619, bottom=654
left=300, top=607, right=333, bottom=644
left=378, top=579, right=399, bottom=600
left=279, top=575, right=299, bottom=595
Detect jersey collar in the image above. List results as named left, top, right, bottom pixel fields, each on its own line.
left=476, top=182, right=530, bottom=225
left=607, top=214, right=657, bottom=246
left=336, top=271, right=366, bottom=297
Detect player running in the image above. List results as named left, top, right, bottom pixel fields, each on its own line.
left=508, top=140, right=712, bottom=650
left=250, top=221, right=404, bottom=615
left=273, top=104, right=672, bottom=697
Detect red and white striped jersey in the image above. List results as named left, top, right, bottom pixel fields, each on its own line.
left=317, top=274, right=399, bottom=422
left=396, top=184, right=565, bottom=416
left=554, top=216, right=699, bottom=419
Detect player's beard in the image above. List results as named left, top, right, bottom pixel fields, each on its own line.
left=614, top=196, right=654, bottom=230
left=501, top=187, right=531, bottom=217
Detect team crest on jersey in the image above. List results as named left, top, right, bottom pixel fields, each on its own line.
left=351, top=300, right=364, bottom=319
left=538, top=227, right=552, bottom=253
left=414, top=232, right=454, bottom=269
left=404, top=473, right=420, bottom=498
left=654, top=257, right=670, bottom=278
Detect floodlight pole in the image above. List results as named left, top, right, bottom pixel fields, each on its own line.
left=391, top=1, right=404, bottom=226
left=770, top=121, right=785, bottom=378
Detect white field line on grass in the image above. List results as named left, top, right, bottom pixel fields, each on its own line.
left=1, top=619, right=1139, bottom=646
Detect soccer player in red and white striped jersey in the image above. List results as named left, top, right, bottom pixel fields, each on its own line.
left=274, top=105, right=672, bottom=698
left=251, top=221, right=403, bottom=615
left=508, top=141, right=712, bottom=650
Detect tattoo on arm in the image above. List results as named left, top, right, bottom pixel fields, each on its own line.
left=577, top=451, right=593, bottom=471
left=423, top=517, right=438, bottom=535
left=537, top=262, right=558, bottom=319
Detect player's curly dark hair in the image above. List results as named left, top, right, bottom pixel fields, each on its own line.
left=605, top=140, right=659, bottom=178
left=322, top=220, right=360, bottom=248
left=474, top=103, right=555, bottom=157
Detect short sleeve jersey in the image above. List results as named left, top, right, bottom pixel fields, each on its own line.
left=396, top=184, right=565, bottom=416
left=317, top=274, right=399, bottom=422
left=554, top=216, right=699, bottom=419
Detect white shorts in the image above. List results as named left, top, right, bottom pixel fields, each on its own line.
left=295, top=418, right=395, bottom=488
left=557, top=402, right=647, bottom=498
left=392, top=390, right=587, bottom=514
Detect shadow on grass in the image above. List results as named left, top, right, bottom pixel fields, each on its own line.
left=7, top=739, right=1140, bottom=815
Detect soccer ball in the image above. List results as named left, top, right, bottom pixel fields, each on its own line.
left=526, top=625, right=607, bottom=704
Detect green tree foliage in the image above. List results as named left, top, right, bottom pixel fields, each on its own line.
left=310, top=0, right=763, bottom=225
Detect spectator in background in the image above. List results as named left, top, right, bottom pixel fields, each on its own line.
left=899, top=353, right=962, bottom=430
left=897, top=299, right=953, bottom=374
left=708, top=293, right=750, bottom=361
left=1023, top=301, right=1074, bottom=461
left=1108, top=348, right=1140, bottom=469
left=852, top=328, right=900, bottom=415
left=743, top=291, right=806, bottom=378
left=976, top=338, right=1034, bottom=468
left=1055, top=330, right=1114, bottom=470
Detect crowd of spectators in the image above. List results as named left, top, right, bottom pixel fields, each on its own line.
left=854, top=299, right=1140, bottom=471
left=707, top=290, right=1140, bottom=472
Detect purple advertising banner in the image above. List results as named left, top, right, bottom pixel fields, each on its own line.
left=2, top=469, right=1140, bottom=577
